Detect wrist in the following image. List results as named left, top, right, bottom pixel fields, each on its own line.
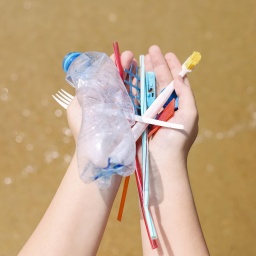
left=69, top=151, right=122, bottom=195
left=149, top=142, right=188, bottom=165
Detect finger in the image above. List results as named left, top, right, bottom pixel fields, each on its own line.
left=110, top=51, right=134, bottom=72
left=121, top=54, right=137, bottom=93
left=120, top=51, right=134, bottom=70
left=111, top=50, right=135, bottom=83
left=130, top=61, right=139, bottom=97
left=148, top=45, right=173, bottom=93
left=131, top=66, right=142, bottom=109
left=110, top=51, right=135, bottom=93
left=144, top=54, right=153, bottom=72
left=165, top=53, right=191, bottom=86
left=173, top=76, right=197, bottom=115
left=164, top=52, right=182, bottom=77
left=124, top=57, right=137, bottom=83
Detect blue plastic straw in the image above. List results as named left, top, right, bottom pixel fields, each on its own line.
left=140, top=55, right=157, bottom=240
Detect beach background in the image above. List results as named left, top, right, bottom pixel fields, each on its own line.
left=0, top=0, right=256, bottom=255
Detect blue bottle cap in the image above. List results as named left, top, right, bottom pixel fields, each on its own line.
left=62, top=52, right=82, bottom=73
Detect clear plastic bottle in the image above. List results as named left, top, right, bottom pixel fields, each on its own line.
left=63, top=52, right=135, bottom=188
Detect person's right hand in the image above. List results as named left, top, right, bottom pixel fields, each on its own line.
left=66, top=51, right=137, bottom=144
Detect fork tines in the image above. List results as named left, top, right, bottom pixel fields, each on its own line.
left=52, top=89, right=74, bottom=110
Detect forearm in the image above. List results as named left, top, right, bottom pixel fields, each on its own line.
left=19, top=152, right=121, bottom=256
left=140, top=151, right=209, bottom=256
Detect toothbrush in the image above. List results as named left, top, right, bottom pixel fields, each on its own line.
left=132, top=52, right=202, bottom=141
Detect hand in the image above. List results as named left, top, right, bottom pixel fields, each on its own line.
left=67, top=51, right=137, bottom=143
left=144, top=45, right=199, bottom=160
left=138, top=47, right=209, bottom=256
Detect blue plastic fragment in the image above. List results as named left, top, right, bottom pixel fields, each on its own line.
left=161, top=88, right=179, bottom=110
left=174, top=96, right=179, bottom=110
left=124, top=64, right=141, bottom=115
left=145, top=72, right=156, bottom=108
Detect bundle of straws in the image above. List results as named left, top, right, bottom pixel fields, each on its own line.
left=113, top=42, right=201, bottom=249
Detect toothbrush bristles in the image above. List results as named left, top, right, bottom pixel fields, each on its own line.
left=184, top=51, right=202, bottom=70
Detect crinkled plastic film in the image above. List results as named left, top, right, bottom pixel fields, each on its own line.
left=66, top=52, right=136, bottom=188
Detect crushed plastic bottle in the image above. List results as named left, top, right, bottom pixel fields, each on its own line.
left=63, top=52, right=136, bottom=188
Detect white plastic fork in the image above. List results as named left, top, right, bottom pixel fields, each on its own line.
left=52, top=89, right=74, bottom=110
left=52, top=89, right=184, bottom=130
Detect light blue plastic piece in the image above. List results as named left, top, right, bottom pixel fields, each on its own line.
left=145, top=72, right=156, bottom=108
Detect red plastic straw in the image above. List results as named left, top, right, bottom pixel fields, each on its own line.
left=113, top=42, right=157, bottom=249
left=148, top=99, right=175, bottom=138
left=113, top=42, right=131, bottom=221
left=113, top=42, right=124, bottom=79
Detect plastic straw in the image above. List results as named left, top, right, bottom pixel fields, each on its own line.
left=113, top=44, right=158, bottom=249
left=113, top=42, right=131, bottom=222
left=135, top=155, right=158, bottom=249
left=117, top=176, right=130, bottom=221
left=113, top=42, right=124, bottom=79
left=140, top=55, right=157, bottom=240
left=148, top=99, right=175, bottom=138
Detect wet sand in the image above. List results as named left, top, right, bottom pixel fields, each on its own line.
left=1, top=0, right=256, bottom=255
